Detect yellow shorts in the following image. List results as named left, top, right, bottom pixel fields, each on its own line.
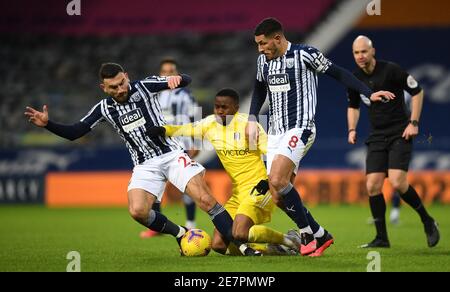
left=224, top=185, right=275, bottom=225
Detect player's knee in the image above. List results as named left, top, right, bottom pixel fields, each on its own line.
left=197, top=193, right=217, bottom=212
left=366, top=180, right=383, bottom=195
left=389, top=178, right=407, bottom=192
left=268, top=174, right=289, bottom=193
left=128, top=205, right=147, bottom=222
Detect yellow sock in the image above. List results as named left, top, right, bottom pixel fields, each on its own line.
left=249, top=243, right=295, bottom=256
left=248, top=243, right=270, bottom=253
left=248, top=225, right=285, bottom=245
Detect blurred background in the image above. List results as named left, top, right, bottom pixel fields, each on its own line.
left=1, top=0, right=449, bottom=206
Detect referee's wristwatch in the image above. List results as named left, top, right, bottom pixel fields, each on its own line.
left=409, top=120, right=419, bottom=127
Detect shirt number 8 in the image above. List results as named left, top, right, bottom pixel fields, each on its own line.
left=289, top=136, right=299, bottom=148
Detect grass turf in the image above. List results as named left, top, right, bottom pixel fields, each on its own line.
left=0, top=204, right=448, bottom=272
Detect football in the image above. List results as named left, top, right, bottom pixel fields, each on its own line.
left=180, top=229, right=212, bottom=257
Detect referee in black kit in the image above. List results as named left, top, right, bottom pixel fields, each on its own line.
left=346, top=35, right=440, bottom=248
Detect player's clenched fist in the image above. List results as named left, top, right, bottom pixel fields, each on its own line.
left=167, top=75, right=182, bottom=89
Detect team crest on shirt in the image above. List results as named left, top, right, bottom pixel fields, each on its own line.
left=119, top=108, right=146, bottom=133
left=286, top=58, right=295, bottom=69
left=129, top=92, right=141, bottom=102
left=267, top=73, right=291, bottom=92
left=407, top=75, right=419, bottom=89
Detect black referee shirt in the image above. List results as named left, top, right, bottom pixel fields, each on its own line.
left=347, top=60, right=422, bottom=136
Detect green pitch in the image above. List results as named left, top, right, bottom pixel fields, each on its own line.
left=0, top=204, right=448, bottom=272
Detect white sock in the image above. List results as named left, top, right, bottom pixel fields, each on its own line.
left=300, top=226, right=313, bottom=234
left=238, top=244, right=249, bottom=255
left=314, top=227, right=325, bottom=238
left=176, top=226, right=186, bottom=238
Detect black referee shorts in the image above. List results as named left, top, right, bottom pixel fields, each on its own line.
left=366, top=136, right=413, bottom=174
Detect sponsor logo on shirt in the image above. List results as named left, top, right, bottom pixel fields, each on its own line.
left=268, top=73, right=291, bottom=92
left=221, top=149, right=250, bottom=156
left=119, top=108, right=146, bottom=133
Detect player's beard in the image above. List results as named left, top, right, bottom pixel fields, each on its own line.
left=115, top=92, right=128, bottom=103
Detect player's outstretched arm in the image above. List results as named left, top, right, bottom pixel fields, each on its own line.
left=325, top=64, right=395, bottom=102
left=141, top=74, right=192, bottom=92
left=24, top=104, right=91, bottom=141
left=146, top=123, right=199, bottom=139
left=167, top=74, right=192, bottom=89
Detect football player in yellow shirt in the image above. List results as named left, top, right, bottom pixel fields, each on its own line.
left=148, top=88, right=333, bottom=256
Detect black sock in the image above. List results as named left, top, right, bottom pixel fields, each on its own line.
left=183, top=194, right=196, bottom=221
left=152, top=202, right=161, bottom=213
left=304, top=207, right=320, bottom=233
left=392, top=192, right=401, bottom=209
left=400, top=185, right=432, bottom=223
left=369, top=194, right=388, bottom=240
left=207, top=203, right=235, bottom=243
left=279, top=183, right=310, bottom=230
left=146, top=210, right=183, bottom=237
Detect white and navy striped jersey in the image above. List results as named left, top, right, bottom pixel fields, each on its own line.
left=80, top=76, right=183, bottom=165
left=158, top=88, right=197, bottom=125
left=256, top=42, right=333, bottom=135
left=158, top=88, right=198, bottom=150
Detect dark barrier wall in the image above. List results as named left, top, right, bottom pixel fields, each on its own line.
left=0, top=147, right=130, bottom=204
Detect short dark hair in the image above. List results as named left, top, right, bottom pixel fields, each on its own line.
left=99, top=63, right=124, bottom=80
left=215, top=88, right=239, bottom=104
left=159, top=58, right=178, bottom=69
left=254, top=17, right=283, bottom=36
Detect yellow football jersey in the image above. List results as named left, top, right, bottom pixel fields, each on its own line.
left=164, top=113, right=268, bottom=194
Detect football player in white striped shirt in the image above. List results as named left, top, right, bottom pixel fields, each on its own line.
left=246, top=18, right=394, bottom=255
left=25, top=63, right=261, bottom=256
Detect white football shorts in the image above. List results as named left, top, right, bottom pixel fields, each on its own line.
left=127, top=150, right=205, bottom=202
left=266, top=127, right=316, bottom=175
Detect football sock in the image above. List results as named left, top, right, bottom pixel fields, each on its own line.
left=369, top=194, right=388, bottom=240
left=183, top=194, right=196, bottom=222
left=400, top=185, right=432, bottom=223
left=392, top=192, right=401, bottom=209
left=279, top=183, right=311, bottom=232
left=313, top=227, right=325, bottom=239
left=207, top=203, right=237, bottom=243
left=152, top=202, right=161, bottom=213
left=304, top=207, right=321, bottom=234
left=147, top=209, right=184, bottom=238
left=248, top=225, right=285, bottom=245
